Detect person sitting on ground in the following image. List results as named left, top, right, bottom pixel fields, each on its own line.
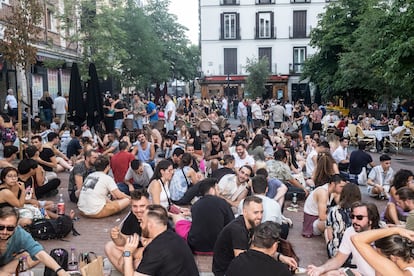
left=217, top=165, right=253, bottom=211
left=110, top=141, right=135, bottom=186
left=131, top=130, right=155, bottom=169
left=211, top=155, right=236, bottom=182
left=256, top=168, right=288, bottom=208
left=233, top=142, right=255, bottom=171
left=169, top=153, right=201, bottom=205
left=104, top=190, right=150, bottom=273
left=352, top=227, right=414, bottom=276
left=24, top=146, right=60, bottom=199
left=0, top=206, right=69, bottom=275
left=307, top=202, right=381, bottom=276
left=326, top=183, right=361, bottom=261
left=77, top=155, right=130, bottom=218
left=367, top=154, right=394, bottom=199
left=166, top=147, right=184, bottom=169
left=185, top=143, right=202, bottom=173
left=43, top=132, right=73, bottom=172
left=0, top=167, right=25, bottom=209
left=30, top=135, right=59, bottom=182
left=123, top=205, right=199, bottom=276
left=66, top=126, right=83, bottom=160
left=147, top=159, right=174, bottom=209
left=396, top=188, right=414, bottom=231
left=348, top=141, right=375, bottom=185
left=226, top=221, right=291, bottom=276
left=68, top=149, right=98, bottom=203
left=311, top=152, right=340, bottom=188
left=0, top=145, right=18, bottom=169
left=118, top=160, right=153, bottom=196
left=238, top=175, right=288, bottom=239
left=205, top=131, right=230, bottom=173
left=170, top=178, right=234, bottom=253
left=302, top=174, right=346, bottom=238
left=332, top=137, right=350, bottom=172
left=101, top=132, right=120, bottom=157
left=383, top=169, right=414, bottom=225
left=163, top=134, right=180, bottom=160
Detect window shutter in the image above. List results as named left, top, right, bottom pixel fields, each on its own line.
left=255, top=12, right=259, bottom=39
left=270, top=12, right=274, bottom=38
left=220, top=13, right=224, bottom=40
left=236, top=13, right=240, bottom=39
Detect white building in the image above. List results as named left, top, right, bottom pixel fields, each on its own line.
left=199, top=0, right=331, bottom=101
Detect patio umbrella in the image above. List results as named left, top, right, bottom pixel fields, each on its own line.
left=68, top=63, right=86, bottom=126
left=304, top=83, right=312, bottom=105
left=314, top=85, right=322, bottom=105
left=86, top=63, right=104, bottom=128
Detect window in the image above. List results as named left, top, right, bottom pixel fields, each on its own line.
left=255, top=0, right=275, bottom=4
left=259, top=47, right=272, bottom=72
left=293, top=47, right=306, bottom=73
left=224, top=48, right=237, bottom=74
left=220, top=13, right=240, bottom=40
left=291, top=0, right=311, bottom=3
left=47, top=9, right=56, bottom=32
left=256, top=12, right=274, bottom=39
left=291, top=10, right=307, bottom=38
left=0, top=0, right=10, bottom=5
left=220, top=0, right=240, bottom=5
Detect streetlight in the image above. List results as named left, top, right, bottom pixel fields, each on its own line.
left=226, top=73, right=231, bottom=97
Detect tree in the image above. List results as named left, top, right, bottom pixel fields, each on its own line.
left=0, top=0, right=43, bottom=141
left=245, top=57, right=270, bottom=99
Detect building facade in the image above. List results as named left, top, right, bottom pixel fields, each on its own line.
left=199, top=0, right=331, bottom=101
left=0, top=0, right=82, bottom=115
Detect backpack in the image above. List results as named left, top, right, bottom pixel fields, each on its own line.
left=44, top=248, right=68, bottom=276
left=29, top=215, right=74, bottom=240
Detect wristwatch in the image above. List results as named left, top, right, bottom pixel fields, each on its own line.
left=123, top=251, right=131, bottom=257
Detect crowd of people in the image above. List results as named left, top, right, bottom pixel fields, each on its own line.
left=1, top=88, right=414, bottom=275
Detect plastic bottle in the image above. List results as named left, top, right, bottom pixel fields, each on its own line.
left=57, top=193, right=65, bottom=215
left=68, top=247, right=79, bottom=271
left=292, top=193, right=298, bottom=207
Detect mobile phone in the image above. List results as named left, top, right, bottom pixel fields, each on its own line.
left=344, top=268, right=355, bottom=276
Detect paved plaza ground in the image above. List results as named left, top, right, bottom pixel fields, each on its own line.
left=26, top=147, right=414, bottom=275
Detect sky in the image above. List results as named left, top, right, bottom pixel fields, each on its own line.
left=168, top=0, right=199, bottom=45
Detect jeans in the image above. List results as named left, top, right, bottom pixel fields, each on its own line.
left=133, top=118, right=143, bottom=130
left=165, top=120, right=174, bottom=132
left=117, top=182, right=145, bottom=196
left=114, top=119, right=123, bottom=130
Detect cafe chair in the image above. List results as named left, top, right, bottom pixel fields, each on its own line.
left=383, top=128, right=406, bottom=154
left=409, top=127, right=414, bottom=148
left=356, top=125, right=376, bottom=150
left=347, top=124, right=358, bottom=146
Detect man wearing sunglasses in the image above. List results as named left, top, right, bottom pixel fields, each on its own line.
left=307, top=202, right=381, bottom=276
left=0, top=206, right=68, bottom=275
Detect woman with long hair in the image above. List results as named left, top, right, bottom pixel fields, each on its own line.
left=248, top=134, right=265, bottom=161
left=312, top=152, right=339, bottom=188
left=352, top=227, right=414, bottom=276
left=147, top=159, right=174, bottom=209
left=326, top=183, right=361, bottom=260
left=39, top=91, right=54, bottom=123
left=384, top=169, right=414, bottom=225
left=0, top=167, right=25, bottom=208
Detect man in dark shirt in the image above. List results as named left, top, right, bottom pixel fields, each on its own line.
left=66, top=126, right=83, bottom=159
left=211, top=154, right=235, bottom=182
left=105, top=190, right=150, bottom=273
left=123, top=205, right=199, bottom=276
left=212, top=196, right=264, bottom=276
left=349, top=141, right=375, bottom=184
left=226, top=221, right=291, bottom=276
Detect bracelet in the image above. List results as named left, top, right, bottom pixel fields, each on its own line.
left=276, top=253, right=281, bottom=261
left=55, top=267, right=64, bottom=273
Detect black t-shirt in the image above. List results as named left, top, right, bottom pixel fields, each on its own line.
left=213, top=215, right=252, bottom=276
left=39, top=148, right=55, bottom=172
left=120, top=211, right=142, bottom=236
left=66, top=138, right=82, bottom=159
left=114, top=101, right=125, bottom=120
left=211, top=167, right=235, bottom=182
left=226, top=249, right=291, bottom=276
left=349, top=149, right=373, bottom=174
left=137, top=230, right=199, bottom=276
left=188, top=195, right=234, bottom=252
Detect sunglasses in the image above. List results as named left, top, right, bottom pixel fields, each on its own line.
left=350, top=214, right=367, bottom=221
left=0, top=225, right=16, bottom=231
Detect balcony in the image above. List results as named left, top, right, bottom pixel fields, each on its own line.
left=289, top=25, right=312, bottom=39
left=290, top=0, right=311, bottom=3
left=255, top=0, right=276, bottom=4
left=220, top=0, right=240, bottom=5
left=254, top=26, right=277, bottom=39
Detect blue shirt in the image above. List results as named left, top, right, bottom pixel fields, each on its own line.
left=0, top=226, right=43, bottom=266
left=146, top=102, right=158, bottom=122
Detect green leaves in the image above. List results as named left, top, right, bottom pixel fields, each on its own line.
left=245, top=57, right=270, bottom=99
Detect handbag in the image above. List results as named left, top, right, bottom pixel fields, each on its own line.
left=79, top=252, right=103, bottom=276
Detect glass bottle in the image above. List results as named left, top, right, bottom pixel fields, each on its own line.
left=68, top=247, right=79, bottom=271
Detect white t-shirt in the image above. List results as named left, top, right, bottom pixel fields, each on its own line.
left=237, top=102, right=247, bottom=117
left=6, top=95, right=17, bottom=109
left=165, top=100, right=176, bottom=122
left=222, top=98, right=228, bottom=110
left=306, top=149, right=317, bottom=177
left=338, top=227, right=375, bottom=276
left=284, top=103, right=293, bottom=117
left=251, top=102, right=263, bottom=120
left=233, top=153, right=255, bottom=169
left=78, top=171, right=119, bottom=215
left=54, top=96, right=67, bottom=114
left=332, top=146, right=347, bottom=163
left=238, top=194, right=282, bottom=224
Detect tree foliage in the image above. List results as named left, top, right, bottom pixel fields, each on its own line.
left=245, top=57, right=270, bottom=99
left=0, top=0, right=43, bottom=70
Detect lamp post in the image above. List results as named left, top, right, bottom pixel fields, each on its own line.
left=226, top=73, right=230, bottom=97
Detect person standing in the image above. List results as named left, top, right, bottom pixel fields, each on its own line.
left=39, top=91, right=54, bottom=123
left=5, top=89, right=17, bottom=121
left=251, top=98, right=263, bottom=129
left=221, top=96, right=228, bottom=118
left=270, top=100, right=285, bottom=129
left=143, top=97, right=158, bottom=127
left=132, top=94, right=146, bottom=130
left=164, top=94, right=176, bottom=132
left=53, top=92, right=67, bottom=125
left=113, top=94, right=127, bottom=131
left=237, top=99, right=247, bottom=128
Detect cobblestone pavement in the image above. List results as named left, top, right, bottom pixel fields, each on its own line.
left=29, top=146, right=414, bottom=275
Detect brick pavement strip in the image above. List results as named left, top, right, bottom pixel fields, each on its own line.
left=33, top=150, right=409, bottom=273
